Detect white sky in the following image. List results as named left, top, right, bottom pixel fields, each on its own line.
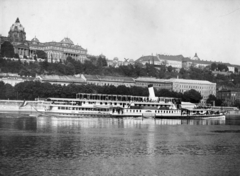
left=1, top=0, right=240, bottom=64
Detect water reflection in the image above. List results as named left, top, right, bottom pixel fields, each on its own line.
left=36, top=117, right=226, bottom=131
left=0, top=115, right=37, bottom=131
left=1, top=114, right=240, bottom=176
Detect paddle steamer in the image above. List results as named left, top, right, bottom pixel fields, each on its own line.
left=38, top=85, right=225, bottom=119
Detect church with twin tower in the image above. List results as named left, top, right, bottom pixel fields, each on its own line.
left=0, top=18, right=88, bottom=62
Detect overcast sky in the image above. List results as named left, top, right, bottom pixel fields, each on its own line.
left=1, top=0, right=240, bottom=64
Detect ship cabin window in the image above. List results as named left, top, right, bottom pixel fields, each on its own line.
left=114, top=103, right=117, bottom=105
left=100, top=102, right=103, bottom=105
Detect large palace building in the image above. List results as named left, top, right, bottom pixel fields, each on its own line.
left=0, top=18, right=88, bottom=62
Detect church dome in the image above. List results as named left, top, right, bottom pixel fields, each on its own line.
left=192, top=53, right=200, bottom=60
left=10, top=18, right=25, bottom=32
left=60, top=37, right=74, bottom=45
left=31, top=36, right=39, bottom=43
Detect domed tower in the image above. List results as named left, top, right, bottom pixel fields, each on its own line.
left=31, top=36, right=39, bottom=44
left=8, top=18, right=26, bottom=43
left=192, top=53, right=200, bottom=60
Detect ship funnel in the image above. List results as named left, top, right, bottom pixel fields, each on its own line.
left=148, top=84, right=158, bottom=101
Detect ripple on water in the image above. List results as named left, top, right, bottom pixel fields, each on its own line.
left=1, top=116, right=240, bottom=175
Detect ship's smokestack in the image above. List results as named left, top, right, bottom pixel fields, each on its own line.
left=148, top=84, right=157, bottom=100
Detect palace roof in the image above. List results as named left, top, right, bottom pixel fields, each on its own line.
left=38, top=75, right=85, bottom=83
left=136, top=55, right=158, bottom=62
left=169, top=78, right=215, bottom=85
left=60, top=37, right=74, bottom=45
left=157, top=54, right=184, bottom=62
left=135, top=77, right=171, bottom=83
left=83, top=75, right=134, bottom=83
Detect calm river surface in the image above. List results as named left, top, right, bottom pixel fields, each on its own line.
left=0, top=114, right=240, bottom=176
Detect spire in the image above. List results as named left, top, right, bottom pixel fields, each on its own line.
left=194, top=53, right=198, bottom=57
left=16, top=18, right=20, bottom=23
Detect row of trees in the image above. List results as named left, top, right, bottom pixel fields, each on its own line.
left=0, top=81, right=203, bottom=103
left=3, top=80, right=240, bottom=108
left=210, top=63, right=229, bottom=72
left=206, top=94, right=240, bottom=108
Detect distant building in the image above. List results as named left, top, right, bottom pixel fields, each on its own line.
left=0, top=73, right=33, bottom=86
left=136, top=55, right=159, bottom=65
left=0, top=18, right=88, bottom=63
left=217, top=89, right=240, bottom=105
left=107, top=57, right=124, bottom=67
left=137, top=53, right=240, bottom=74
left=35, top=75, right=86, bottom=86
left=169, top=78, right=216, bottom=102
left=136, top=54, right=183, bottom=70
left=82, top=75, right=135, bottom=87
left=134, top=77, right=173, bottom=90
left=156, top=54, right=183, bottom=70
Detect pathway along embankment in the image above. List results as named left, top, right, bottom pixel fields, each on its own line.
left=0, top=99, right=44, bottom=113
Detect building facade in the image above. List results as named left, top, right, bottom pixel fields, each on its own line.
left=35, top=75, right=86, bottom=86
left=137, top=53, right=240, bottom=74
left=134, top=77, right=173, bottom=90
left=217, top=89, right=240, bottom=105
left=169, top=78, right=216, bottom=101
left=0, top=18, right=88, bottom=63
left=156, top=54, right=183, bottom=70
left=82, top=75, right=135, bottom=87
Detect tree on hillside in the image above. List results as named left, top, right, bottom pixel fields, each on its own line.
left=66, top=56, right=75, bottom=63
left=0, top=81, right=6, bottom=99
left=234, top=99, right=240, bottom=109
left=36, top=50, right=47, bottom=59
left=1, top=41, right=15, bottom=58
left=97, top=56, right=107, bottom=67
left=167, top=66, right=173, bottom=72
left=14, top=53, right=19, bottom=58
left=234, top=67, right=238, bottom=73
left=206, top=94, right=222, bottom=106
left=211, top=63, right=218, bottom=71
left=183, top=89, right=202, bottom=103
left=218, top=64, right=228, bottom=72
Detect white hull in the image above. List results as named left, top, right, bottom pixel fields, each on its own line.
left=41, top=107, right=225, bottom=120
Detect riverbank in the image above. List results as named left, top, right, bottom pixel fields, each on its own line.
left=0, top=99, right=45, bottom=113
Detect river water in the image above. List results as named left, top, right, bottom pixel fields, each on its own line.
left=0, top=114, right=240, bottom=176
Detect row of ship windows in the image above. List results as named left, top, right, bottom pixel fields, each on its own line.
left=98, top=102, right=171, bottom=108
left=58, top=107, right=108, bottom=111
left=125, top=110, right=179, bottom=113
